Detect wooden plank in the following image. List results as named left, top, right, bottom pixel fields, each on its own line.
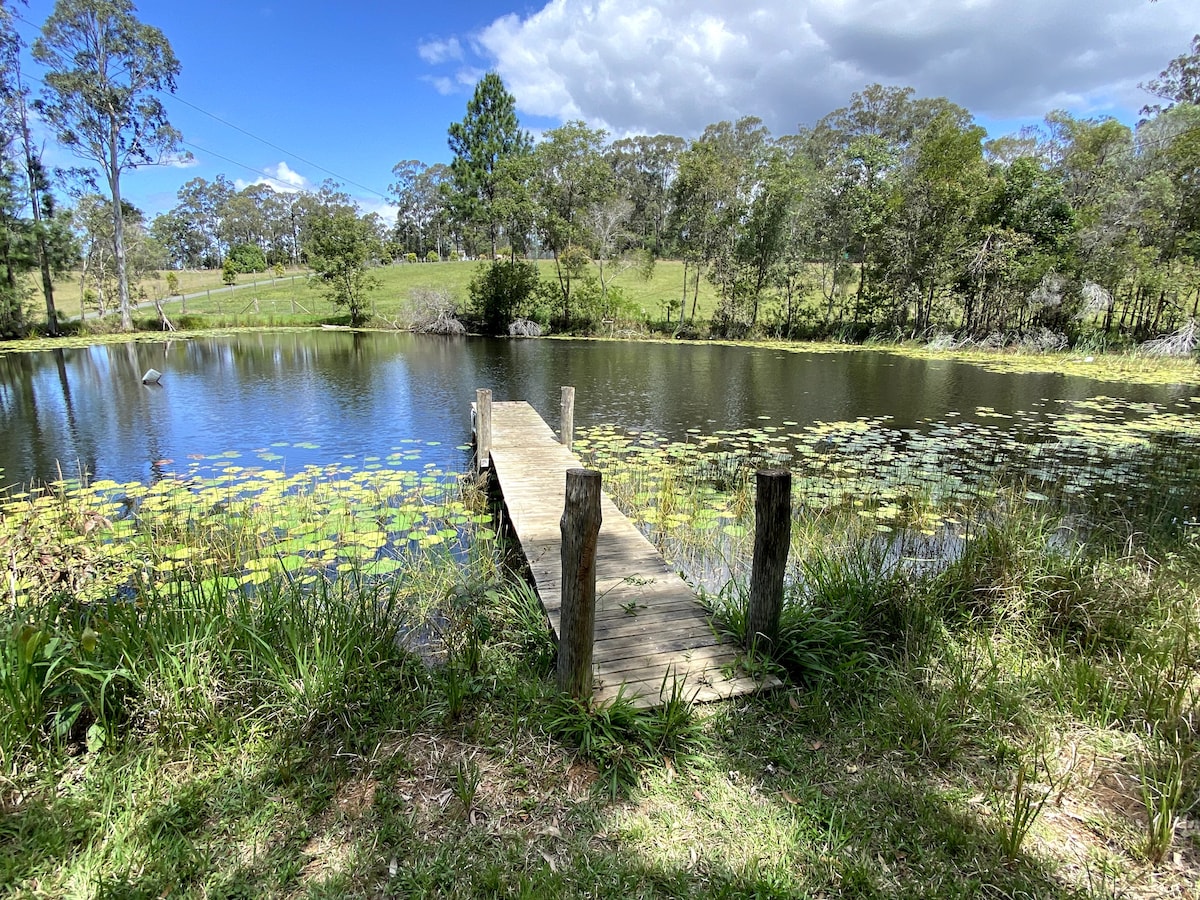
left=487, top=401, right=779, bottom=707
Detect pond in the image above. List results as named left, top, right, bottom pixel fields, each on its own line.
left=2, top=331, right=1195, bottom=490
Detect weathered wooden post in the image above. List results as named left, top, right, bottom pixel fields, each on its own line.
left=475, top=388, right=492, bottom=472
left=558, top=468, right=602, bottom=700
left=747, top=468, right=792, bottom=654
left=560, top=386, right=575, bottom=449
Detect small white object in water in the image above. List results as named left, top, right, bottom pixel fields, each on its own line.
left=142, top=368, right=162, bottom=384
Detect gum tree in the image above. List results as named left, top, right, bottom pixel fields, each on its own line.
left=34, top=0, right=182, bottom=331
left=304, top=187, right=382, bottom=327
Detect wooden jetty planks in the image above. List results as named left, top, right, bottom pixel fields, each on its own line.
left=486, top=400, right=776, bottom=707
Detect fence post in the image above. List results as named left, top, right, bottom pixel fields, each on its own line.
left=560, top=386, right=575, bottom=449
left=747, top=468, right=792, bottom=654
left=558, top=468, right=602, bottom=700
left=475, top=388, right=492, bottom=472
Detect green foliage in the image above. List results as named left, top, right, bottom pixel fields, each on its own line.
left=468, top=259, right=539, bottom=335
left=304, top=202, right=382, bottom=327
left=34, top=0, right=183, bottom=331
left=220, top=257, right=236, bottom=286
left=226, top=242, right=266, bottom=274
left=425, top=249, right=439, bottom=263
left=446, top=73, right=531, bottom=256
left=164, top=270, right=179, bottom=295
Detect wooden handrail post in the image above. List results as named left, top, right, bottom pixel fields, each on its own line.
left=558, top=468, right=602, bottom=700
left=475, top=388, right=492, bottom=471
left=747, top=468, right=792, bottom=655
left=560, top=386, right=575, bottom=449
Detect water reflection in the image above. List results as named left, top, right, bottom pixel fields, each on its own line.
left=0, top=333, right=1192, bottom=487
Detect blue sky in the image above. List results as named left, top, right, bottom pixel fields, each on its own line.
left=13, top=0, right=1197, bottom=221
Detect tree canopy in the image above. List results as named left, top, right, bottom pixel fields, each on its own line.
left=34, top=0, right=181, bottom=331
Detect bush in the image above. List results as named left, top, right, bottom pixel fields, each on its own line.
left=468, top=260, right=540, bottom=336
left=228, top=243, right=267, bottom=274
left=426, top=250, right=440, bottom=263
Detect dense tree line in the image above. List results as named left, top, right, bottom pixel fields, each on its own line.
left=0, top=0, right=1196, bottom=344
left=424, top=62, right=1200, bottom=341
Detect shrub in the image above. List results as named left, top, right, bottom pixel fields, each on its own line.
left=468, top=260, right=540, bottom=336
left=228, top=243, right=267, bottom=274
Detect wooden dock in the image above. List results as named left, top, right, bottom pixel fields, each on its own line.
left=485, top=401, right=775, bottom=707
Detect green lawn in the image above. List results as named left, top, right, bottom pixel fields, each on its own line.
left=31, top=259, right=721, bottom=329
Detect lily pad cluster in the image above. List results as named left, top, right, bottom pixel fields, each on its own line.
left=575, top=394, right=1200, bottom=588
left=1, top=447, right=494, bottom=610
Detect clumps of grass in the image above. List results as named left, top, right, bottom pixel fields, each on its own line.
left=707, top=535, right=910, bottom=685
left=1137, top=734, right=1191, bottom=864
left=544, top=677, right=708, bottom=799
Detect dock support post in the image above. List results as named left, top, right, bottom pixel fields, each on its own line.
left=560, top=386, right=575, bottom=449
left=558, top=468, right=602, bottom=700
left=475, top=388, right=492, bottom=471
left=747, top=468, right=792, bottom=654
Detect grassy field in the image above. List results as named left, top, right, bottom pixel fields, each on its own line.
left=27, top=259, right=721, bottom=330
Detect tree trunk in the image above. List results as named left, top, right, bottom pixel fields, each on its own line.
left=18, top=92, right=58, bottom=336
left=109, top=125, right=133, bottom=332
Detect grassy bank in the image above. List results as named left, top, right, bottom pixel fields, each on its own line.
left=2, top=396, right=1198, bottom=897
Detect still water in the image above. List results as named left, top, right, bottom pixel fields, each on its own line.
left=0, top=331, right=1193, bottom=488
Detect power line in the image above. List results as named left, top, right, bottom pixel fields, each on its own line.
left=177, top=139, right=314, bottom=192
left=9, top=8, right=393, bottom=204
left=161, top=91, right=392, bottom=201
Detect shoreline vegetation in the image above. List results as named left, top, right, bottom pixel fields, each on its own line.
left=4, top=257, right=1197, bottom=391
left=1, top=336, right=1197, bottom=897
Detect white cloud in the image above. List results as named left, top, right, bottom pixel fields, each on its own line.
left=235, top=161, right=311, bottom=193
left=424, top=0, right=1195, bottom=137
left=356, top=197, right=401, bottom=224
left=418, top=36, right=464, bottom=64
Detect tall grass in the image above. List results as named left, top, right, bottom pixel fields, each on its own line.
left=0, top=559, right=442, bottom=767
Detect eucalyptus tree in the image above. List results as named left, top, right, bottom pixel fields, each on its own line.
left=668, top=117, right=771, bottom=329
left=531, top=120, right=612, bottom=323
left=150, top=207, right=205, bottom=270
left=445, top=73, right=531, bottom=258
left=0, top=3, right=28, bottom=335
left=0, top=2, right=77, bottom=336
left=73, top=193, right=161, bottom=318
left=34, top=0, right=182, bottom=331
left=1140, top=34, right=1200, bottom=113
left=1037, top=112, right=1137, bottom=330
left=607, top=134, right=684, bottom=255
left=879, top=110, right=988, bottom=333
left=390, top=160, right=450, bottom=258
left=691, top=117, right=772, bottom=334
left=303, top=185, right=382, bottom=326
left=218, top=183, right=273, bottom=259
left=1124, top=105, right=1200, bottom=332
left=810, top=86, right=976, bottom=327
left=0, top=143, right=29, bottom=337
left=966, top=157, right=1076, bottom=333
